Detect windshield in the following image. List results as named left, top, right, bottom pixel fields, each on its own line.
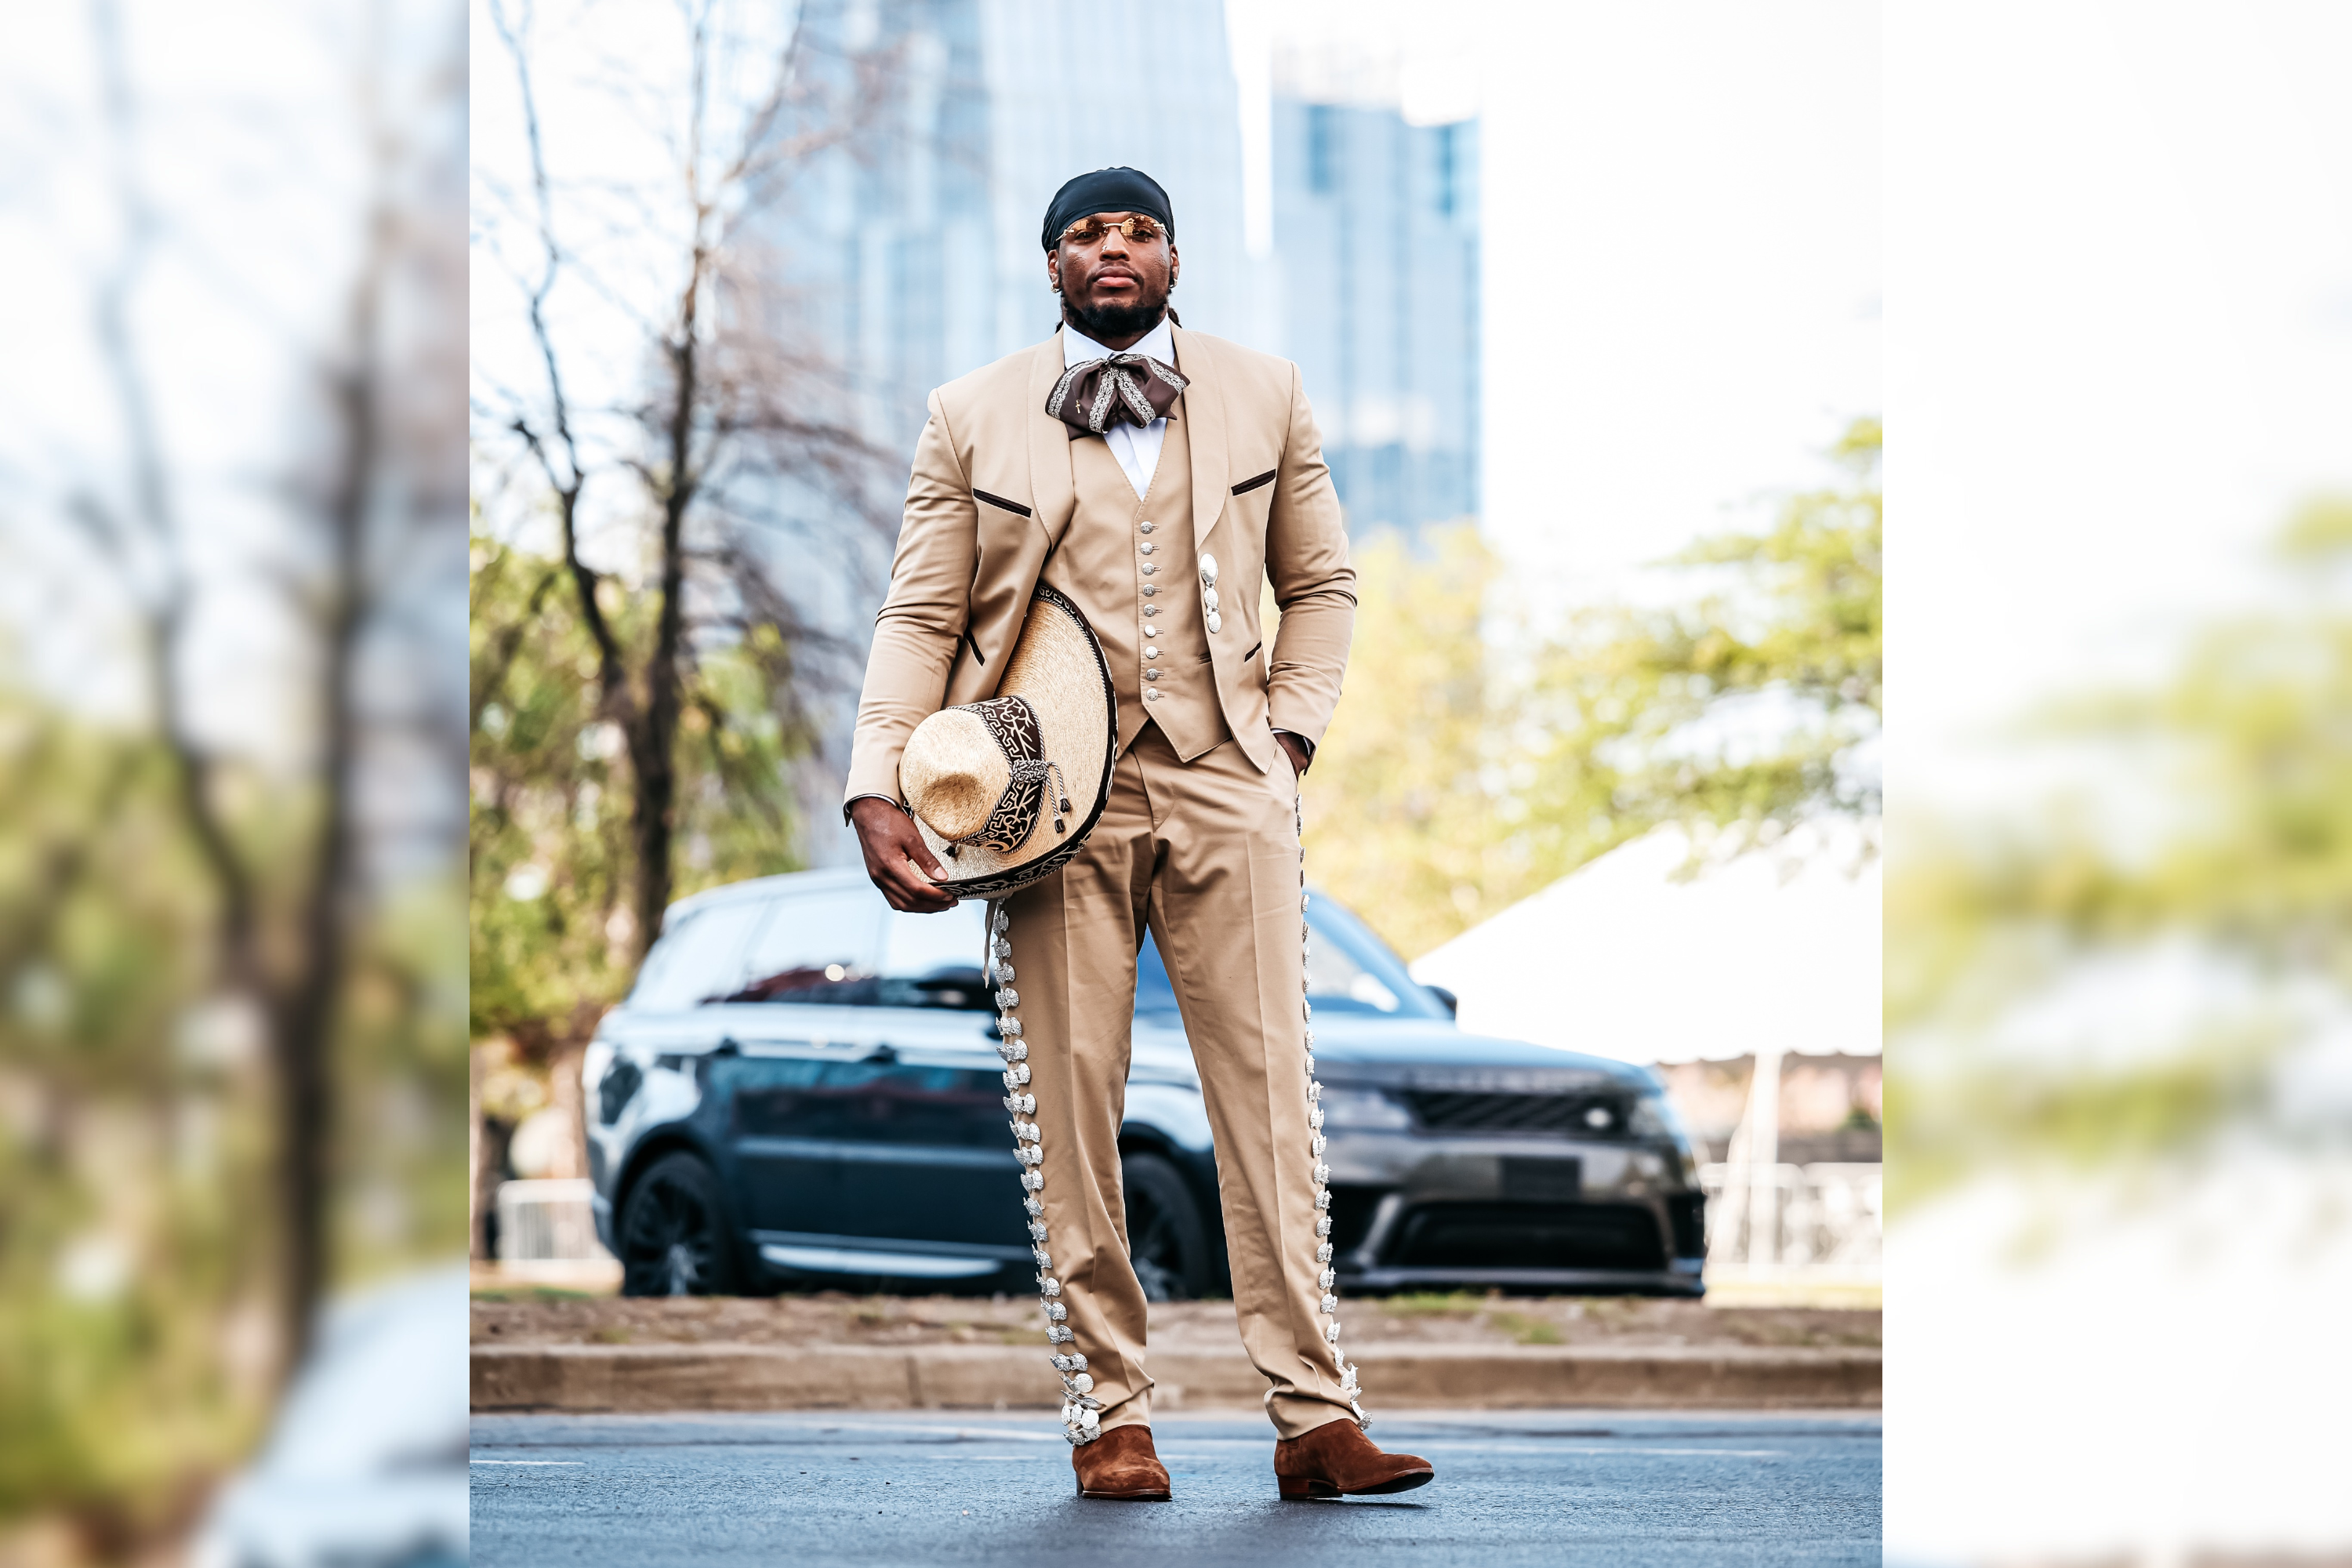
left=638, top=881, right=1443, bottom=1020
left=628, top=898, right=771, bottom=1010
left=1138, top=893, right=1447, bottom=1020
left=722, top=896, right=990, bottom=1010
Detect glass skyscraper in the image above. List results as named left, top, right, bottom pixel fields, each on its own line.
left=1267, top=100, right=1481, bottom=537
left=768, top=2, right=1479, bottom=531
left=770, top=0, right=1250, bottom=456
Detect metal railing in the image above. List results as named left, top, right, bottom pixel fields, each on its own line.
left=1698, top=1162, right=1882, bottom=1270
left=494, top=1178, right=611, bottom=1262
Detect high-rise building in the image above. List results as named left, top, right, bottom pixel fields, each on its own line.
left=1266, top=100, right=1480, bottom=538
left=773, top=0, right=1249, bottom=457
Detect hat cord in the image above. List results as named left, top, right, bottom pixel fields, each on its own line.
left=1046, top=761, right=1073, bottom=834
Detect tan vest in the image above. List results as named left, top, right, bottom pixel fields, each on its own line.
left=1040, top=404, right=1232, bottom=761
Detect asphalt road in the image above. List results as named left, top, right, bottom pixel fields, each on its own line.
left=470, top=1409, right=1882, bottom=1567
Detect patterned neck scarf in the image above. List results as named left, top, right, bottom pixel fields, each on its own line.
left=1045, top=352, right=1188, bottom=438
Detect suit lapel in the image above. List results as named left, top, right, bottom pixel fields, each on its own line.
left=948, top=337, right=1074, bottom=706
left=1174, top=325, right=1228, bottom=559
left=1025, top=332, right=1078, bottom=555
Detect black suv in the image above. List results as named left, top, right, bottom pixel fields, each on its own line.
left=584, top=869, right=1707, bottom=1298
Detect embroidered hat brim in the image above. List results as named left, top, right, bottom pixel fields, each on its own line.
left=901, top=583, right=1117, bottom=898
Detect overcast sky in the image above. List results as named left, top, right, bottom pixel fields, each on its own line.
left=1888, top=2, right=2352, bottom=812
left=1241, top=0, right=1882, bottom=604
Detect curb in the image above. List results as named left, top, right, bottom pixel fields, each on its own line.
left=471, top=1342, right=1880, bottom=1414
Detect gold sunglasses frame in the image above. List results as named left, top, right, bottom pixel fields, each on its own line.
left=1056, top=214, right=1167, bottom=249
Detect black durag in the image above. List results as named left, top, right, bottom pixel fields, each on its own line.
left=1040, top=167, right=1175, bottom=251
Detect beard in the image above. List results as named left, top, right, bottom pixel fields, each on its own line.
left=1064, top=280, right=1169, bottom=343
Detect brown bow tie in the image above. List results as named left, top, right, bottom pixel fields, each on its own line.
left=1045, top=352, right=1188, bottom=438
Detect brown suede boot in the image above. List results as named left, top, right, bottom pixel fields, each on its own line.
left=1071, top=1424, right=1172, bottom=1500
left=1273, top=1417, right=1436, bottom=1500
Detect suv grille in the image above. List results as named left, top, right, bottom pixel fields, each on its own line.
left=1400, top=1089, right=1632, bottom=1137
left=1385, top=1201, right=1667, bottom=1272
left=1667, top=1191, right=1707, bottom=1258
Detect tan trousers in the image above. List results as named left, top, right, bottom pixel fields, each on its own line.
left=996, top=725, right=1356, bottom=1439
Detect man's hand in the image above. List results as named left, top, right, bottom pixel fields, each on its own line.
left=1275, top=731, right=1311, bottom=781
left=851, top=797, right=958, bottom=913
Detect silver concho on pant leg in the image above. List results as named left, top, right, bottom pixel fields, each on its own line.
left=986, top=898, right=1102, bottom=1446
left=1298, top=795, right=1368, bottom=1428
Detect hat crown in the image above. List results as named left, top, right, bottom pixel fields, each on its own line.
left=901, top=709, right=1007, bottom=842
left=895, top=583, right=1116, bottom=898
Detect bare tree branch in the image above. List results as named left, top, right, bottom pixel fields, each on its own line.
left=474, top=0, right=908, bottom=982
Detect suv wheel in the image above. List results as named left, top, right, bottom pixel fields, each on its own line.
left=1123, top=1151, right=1210, bottom=1302
left=618, top=1152, right=740, bottom=1297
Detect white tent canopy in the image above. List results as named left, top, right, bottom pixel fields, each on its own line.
left=1408, top=823, right=1882, bottom=1067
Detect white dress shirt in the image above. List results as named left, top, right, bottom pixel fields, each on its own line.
left=1062, top=315, right=1176, bottom=501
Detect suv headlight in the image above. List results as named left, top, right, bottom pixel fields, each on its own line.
left=597, top=1054, right=644, bottom=1127
left=1316, top=1086, right=1413, bottom=1130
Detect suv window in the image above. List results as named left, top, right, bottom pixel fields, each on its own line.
left=1135, top=906, right=1421, bottom=1018
left=873, top=903, right=992, bottom=1009
left=1138, top=932, right=1181, bottom=1015
left=1305, top=925, right=1404, bottom=1014
left=630, top=898, right=771, bottom=1010
left=727, top=888, right=886, bottom=1002
left=1309, top=897, right=1449, bottom=1018
left=1137, top=902, right=1446, bottom=1019
left=723, top=893, right=990, bottom=1011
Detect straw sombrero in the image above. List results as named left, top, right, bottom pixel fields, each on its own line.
left=899, top=583, right=1116, bottom=898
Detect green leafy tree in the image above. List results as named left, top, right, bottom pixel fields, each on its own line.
left=469, top=5, right=909, bottom=1213
left=476, top=1, right=899, bottom=980
left=1307, top=419, right=1882, bottom=962
left=467, top=529, right=814, bottom=1193
left=1305, top=526, right=1597, bottom=960
left=0, top=690, right=466, bottom=1547
left=1885, top=497, right=2352, bottom=1212
left=1526, top=416, right=1882, bottom=842
left=469, top=530, right=813, bottom=1047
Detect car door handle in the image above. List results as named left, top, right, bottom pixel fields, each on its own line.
left=864, top=1043, right=898, bottom=1064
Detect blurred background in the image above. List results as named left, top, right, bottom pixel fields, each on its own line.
left=1883, top=5, right=2352, bottom=1564
left=5, top=0, right=2340, bottom=1563
left=0, top=1, right=468, bottom=1565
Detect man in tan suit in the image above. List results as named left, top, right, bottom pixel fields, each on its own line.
left=845, top=168, right=1433, bottom=1503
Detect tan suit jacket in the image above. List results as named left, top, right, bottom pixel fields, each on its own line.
left=844, top=326, right=1356, bottom=804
